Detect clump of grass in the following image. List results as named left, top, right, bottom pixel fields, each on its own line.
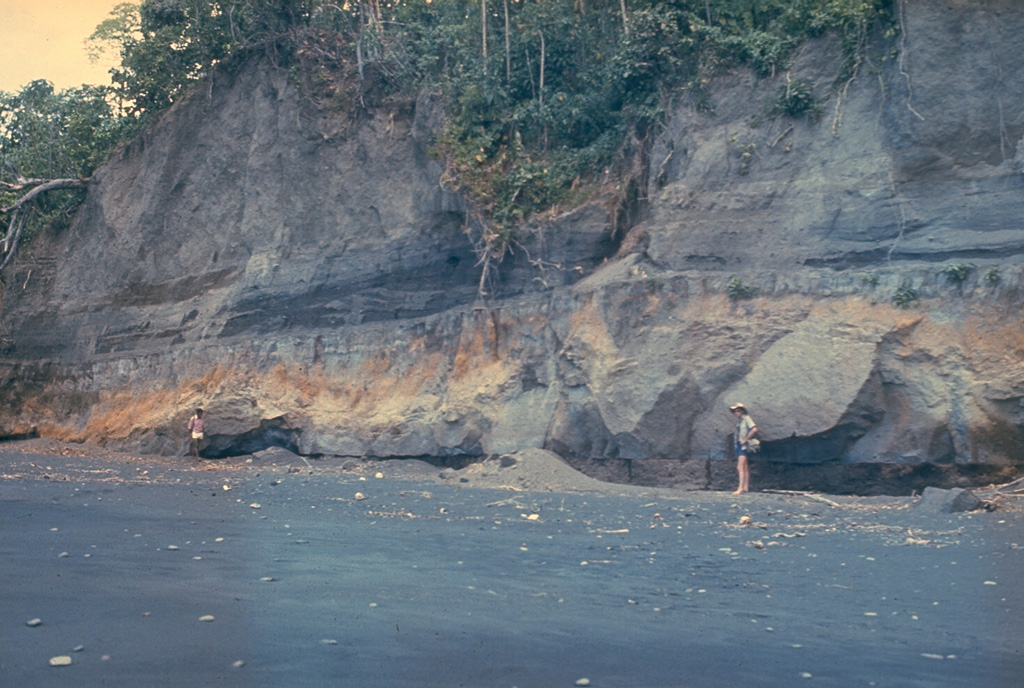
left=938, top=262, right=975, bottom=284
left=892, top=282, right=918, bottom=309
left=984, top=266, right=1001, bottom=285
left=727, top=277, right=758, bottom=301
left=772, top=79, right=822, bottom=121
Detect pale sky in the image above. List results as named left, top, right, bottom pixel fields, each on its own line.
left=1, top=0, right=127, bottom=93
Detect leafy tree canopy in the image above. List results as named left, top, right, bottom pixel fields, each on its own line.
left=2, top=0, right=893, bottom=278
left=1, top=81, right=121, bottom=271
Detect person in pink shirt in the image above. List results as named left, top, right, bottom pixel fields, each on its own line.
left=187, top=408, right=205, bottom=458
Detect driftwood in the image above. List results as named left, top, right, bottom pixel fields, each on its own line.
left=975, top=475, right=1024, bottom=509
left=760, top=489, right=841, bottom=508
left=983, top=475, right=1024, bottom=494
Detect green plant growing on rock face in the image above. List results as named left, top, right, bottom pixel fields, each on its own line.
left=773, top=79, right=821, bottom=121
left=863, top=272, right=880, bottom=286
left=938, top=262, right=975, bottom=283
left=892, top=282, right=918, bottom=308
left=734, top=141, right=758, bottom=175
left=727, top=277, right=758, bottom=301
left=728, top=136, right=758, bottom=175
left=984, top=266, right=1002, bottom=285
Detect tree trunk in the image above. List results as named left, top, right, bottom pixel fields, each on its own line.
left=482, top=0, right=488, bottom=74
left=539, top=30, right=545, bottom=107
left=504, top=0, right=511, bottom=83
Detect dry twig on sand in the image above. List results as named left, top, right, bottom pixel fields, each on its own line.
left=760, top=489, right=841, bottom=508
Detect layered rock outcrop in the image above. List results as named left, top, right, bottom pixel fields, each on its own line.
left=1, top=0, right=1022, bottom=492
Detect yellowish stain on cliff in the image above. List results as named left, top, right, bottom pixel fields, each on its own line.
left=73, top=364, right=243, bottom=443
left=26, top=292, right=1018, bottom=456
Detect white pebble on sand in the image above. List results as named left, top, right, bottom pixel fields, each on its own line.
left=575, top=679, right=591, bottom=687
left=26, top=618, right=42, bottom=627
left=199, top=615, right=216, bottom=622
left=49, top=656, right=73, bottom=667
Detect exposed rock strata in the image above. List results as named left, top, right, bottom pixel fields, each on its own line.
left=1, top=0, right=1022, bottom=493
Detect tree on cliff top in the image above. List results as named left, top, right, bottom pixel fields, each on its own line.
left=1, top=0, right=892, bottom=287
left=0, top=81, right=121, bottom=275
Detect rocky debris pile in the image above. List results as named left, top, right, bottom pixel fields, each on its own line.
left=438, top=448, right=617, bottom=493
left=914, top=487, right=984, bottom=513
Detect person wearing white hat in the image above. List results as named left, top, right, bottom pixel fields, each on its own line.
left=730, top=403, right=758, bottom=494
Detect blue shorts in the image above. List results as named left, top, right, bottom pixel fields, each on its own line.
left=736, top=442, right=747, bottom=456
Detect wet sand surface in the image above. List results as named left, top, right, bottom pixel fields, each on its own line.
left=2, top=442, right=1022, bottom=687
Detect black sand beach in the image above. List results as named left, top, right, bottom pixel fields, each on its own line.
left=2, top=441, right=1021, bottom=687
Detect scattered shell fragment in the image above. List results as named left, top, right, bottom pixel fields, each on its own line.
left=26, top=618, right=43, bottom=627
left=49, top=656, right=73, bottom=667
left=575, top=679, right=591, bottom=687
left=199, top=615, right=216, bottom=622
left=354, top=492, right=366, bottom=501
left=233, top=660, right=246, bottom=668
left=249, top=503, right=261, bottom=509
left=739, top=515, right=753, bottom=526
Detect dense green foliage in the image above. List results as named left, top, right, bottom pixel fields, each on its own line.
left=3, top=0, right=893, bottom=257
left=0, top=81, right=121, bottom=245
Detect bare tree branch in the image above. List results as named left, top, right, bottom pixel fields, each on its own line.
left=0, top=210, right=29, bottom=272
left=0, top=176, right=90, bottom=276
left=1, top=178, right=89, bottom=215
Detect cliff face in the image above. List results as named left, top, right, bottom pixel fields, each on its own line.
left=2, top=0, right=1022, bottom=492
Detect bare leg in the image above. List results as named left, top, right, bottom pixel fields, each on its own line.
left=734, top=454, right=749, bottom=494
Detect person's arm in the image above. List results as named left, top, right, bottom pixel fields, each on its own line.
left=740, top=419, right=757, bottom=444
